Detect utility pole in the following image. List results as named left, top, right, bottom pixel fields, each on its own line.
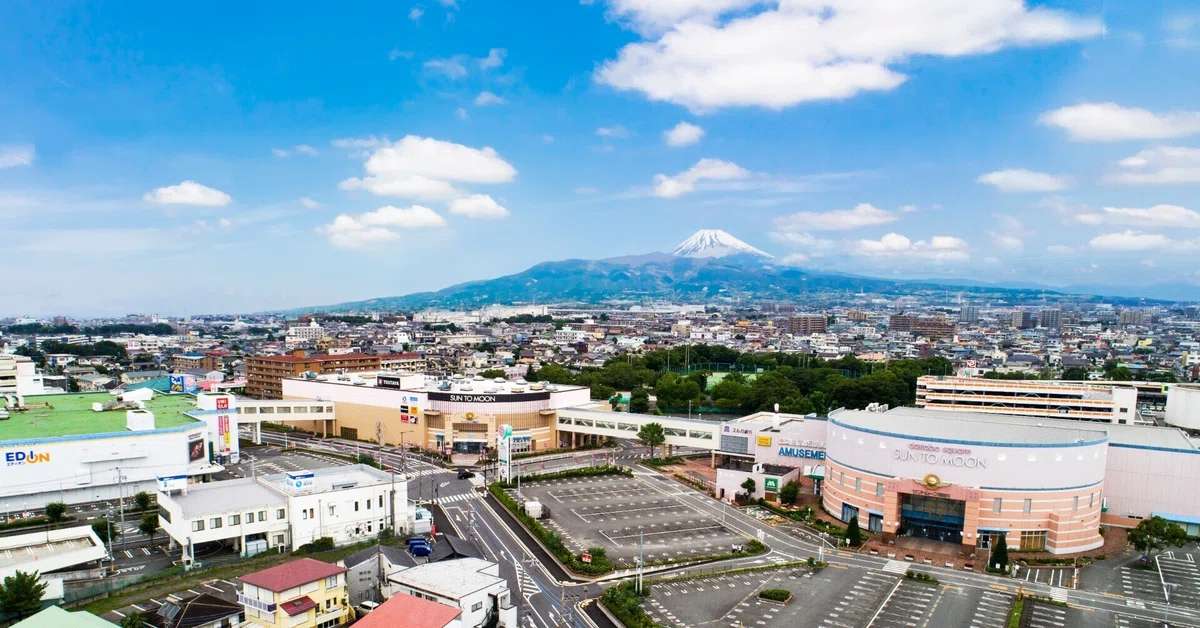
left=637, top=531, right=644, bottom=594
left=115, top=467, right=127, bottom=550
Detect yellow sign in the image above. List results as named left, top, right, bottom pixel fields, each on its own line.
left=757, top=435, right=772, bottom=447
left=923, top=474, right=942, bottom=489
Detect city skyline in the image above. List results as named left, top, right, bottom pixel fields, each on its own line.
left=3, top=1, right=1200, bottom=315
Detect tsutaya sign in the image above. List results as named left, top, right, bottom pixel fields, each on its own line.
left=497, top=424, right=513, bottom=482
left=893, top=443, right=988, bottom=469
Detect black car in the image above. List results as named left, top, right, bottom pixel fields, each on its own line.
left=457, top=469, right=475, bottom=479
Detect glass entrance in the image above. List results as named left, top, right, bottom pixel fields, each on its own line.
left=900, top=494, right=965, bottom=544
left=868, top=513, right=883, bottom=534
left=454, top=441, right=485, bottom=454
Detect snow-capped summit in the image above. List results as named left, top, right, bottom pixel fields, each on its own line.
left=671, top=229, right=773, bottom=259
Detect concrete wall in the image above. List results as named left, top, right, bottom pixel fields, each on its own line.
left=1166, top=385, right=1200, bottom=431
left=1103, top=444, right=1200, bottom=521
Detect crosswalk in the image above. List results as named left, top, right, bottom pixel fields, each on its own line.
left=1048, top=587, right=1069, bottom=604
left=429, top=492, right=483, bottom=505
left=882, top=560, right=909, bottom=575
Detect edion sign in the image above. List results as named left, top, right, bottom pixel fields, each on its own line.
left=5, top=451, right=51, bottom=466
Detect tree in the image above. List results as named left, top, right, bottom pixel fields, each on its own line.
left=91, top=520, right=120, bottom=545
left=1061, top=366, right=1090, bottom=381
left=120, top=611, right=146, bottom=628
left=133, top=491, right=153, bottom=512
left=590, top=383, right=616, bottom=401
left=477, top=369, right=507, bottom=379
left=44, top=502, right=67, bottom=523
left=779, top=480, right=799, bottom=505
left=1128, top=516, right=1187, bottom=558
left=138, top=513, right=160, bottom=546
left=636, top=422, right=666, bottom=459
left=845, top=514, right=863, bottom=546
left=740, top=477, right=756, bottom=498
left=629, top=387, right=650, bottom=414
left=0, top=570, right=48, bottom=618
left=992, top=534, right=1009, bottom=571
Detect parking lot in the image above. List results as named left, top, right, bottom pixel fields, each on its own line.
left=100, top=577, right=240, bottom=625
left=1018, top=564, right=1076, bottom=588
left=511, top=475, right=745, bottom=565
left=1160, top=552, right=1200, bottom=611
left=216, top=446, right=348, bottom=481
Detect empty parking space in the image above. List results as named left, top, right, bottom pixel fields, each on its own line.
left=1120, top=564, right=1168, bottom=604
left=510, top=475, right=745, bottom=565
left=1160, top=552, right=1200, bottom=610
left=931, top=586, right=1013, bottom=628
left=1020, top=565, right=1076, bottom=588
left=868, top=580, right=938, bottom=627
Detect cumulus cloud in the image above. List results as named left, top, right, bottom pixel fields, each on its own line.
left=652, top=158, right=749, bottom=198
left=317, top=205, right=447, bottom=248
left=851, top=233, right=969, bottom=261
left=1104, top=145, right=1200, bottom=184
left=772, top=203, right=898, bottom=231
left=1088, top=231, right=1179, bottom=251
left=0, top=145, right=34, bottom=169
left=338, top=135, right=517, bottom=220
left=272, top=144, right=319, bottom=158
left=424, top=56, right=469, bottom=79
left=664, top=121, right=705, bottom=147
left=1074, top=205, right=1200, bottom=229
left=143, top=181, right=233, bottom=207
left=1039, top=103, right=1200, bottom=142
left=474, top=91, right=505, bottom=106
left=1046, top=244, right=1075, bottom=255
left=449, top=194, right=510, bottom=219
left=299, top=197, right=323, bottom=209
left=779, top=252, right=811, bottom=266
left=409, top=6, right=424, bottom=21
left=990, top=233, right=1024, bottom=249
left=478, top=48, right=507, bottom=70
left=977, top=168, right=1069, bottom=192
left=596, top=0, right=1101, bottom=112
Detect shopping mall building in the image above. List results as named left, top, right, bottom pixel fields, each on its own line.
left=711, top=406, right=1200, bottom=556
left=280, top=372, right=591, bottom=455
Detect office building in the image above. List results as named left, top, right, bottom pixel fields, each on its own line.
left=958, top=306, right=979, bottom=324
left=1011, top=311, right=1036, bottom=329
left=0, top=354, right=45, bottom=395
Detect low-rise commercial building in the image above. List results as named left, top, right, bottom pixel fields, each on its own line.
left=385, top=557, right=516, bottom=628
left=916, top=376, right=1139, bottom=424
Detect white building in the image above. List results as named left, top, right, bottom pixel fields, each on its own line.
left=385, top=557, right=516, bottom=628
left=285, top=321, right=323, bottom=347
left=915, top=376, right=1140, bottom=424
left=0, top=354, right=45, bottom=395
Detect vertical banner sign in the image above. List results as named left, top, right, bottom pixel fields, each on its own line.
left=215, top=397, right=232, bottom=453
left=498, top=424, right=513, bottom=482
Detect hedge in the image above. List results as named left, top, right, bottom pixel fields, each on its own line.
left=601, top=580, right=660, bottom=628
left=758, top=588, right=790, bottom=602
left=488, top=483, right=614, bottom=575
left=640, top=457, right=685, bottom=468
left=0, top=515, right=76, bottom=532
left=494, top=465, right=631, bottom=489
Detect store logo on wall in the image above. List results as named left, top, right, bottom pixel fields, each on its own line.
left=756, top=435, right=772, bottom=447
left=894, top=444, right=987, bottom=469
left=722, top=424, right=753, bottom=436
left=5, top=451, right=50, bottom=466
left=779, top=447, right=825, bottom=459
left=764, top=477, right=779, bottom=491
left=216, top=397, right=229, bottom=410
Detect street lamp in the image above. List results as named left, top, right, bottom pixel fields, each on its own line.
left=1164, top=582, right=1176, bottom=625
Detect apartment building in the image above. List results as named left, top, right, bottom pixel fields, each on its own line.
left=786, top=314, right=827, bottom=336
left=915, top=376, right=1138, bottom=424
left=238, top=558, right=349, bottom=628
left=380, top=353, right=428, bottom=372
left=1039, top=309, right=1061, bottom=330
left=173, top=353, right=222, bottom=372
left=245, top=351, right=381, bottom=399
left=0, top=354, right=45, bottom=395
left=888, top=315, right=955, bottom=340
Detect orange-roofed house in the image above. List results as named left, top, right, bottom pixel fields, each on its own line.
left=354, top=593, right=463, bottom=628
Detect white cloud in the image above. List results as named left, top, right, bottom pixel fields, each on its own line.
left=977, top=168, right=1069, bottom=192
left=474, top=91, right=506, bottom=106
left=478, top=48, right=507, bottom=70
left=1039, top=103, right=1200, bottom=142
left=272, top=148, right=289, bottom=158
left=574, top=186, right=599, bottom=195
left=218, top=218, right=232, bottom=228
left=1088, top=231, right=1178, bottom=251
left=338, top=135, right=518, bottom=218
left=317, top=205, right=447, bottom=249
left=652, top=158, right=749, bottom=198
left=424, top=56, right=469, bottom=79
left=851, top=233, right=969, bottom=261
left=596, top=125, right=630, bottom=138
left=779, top=252, right=810, bottom=266
left=899, top=204, right=919, bottom=213
left=596, top=1, right=1101, bottom=112
left=990, top=233, right=1023, bottom=249
left=0, top=145, right=34, bottom=169
left=772, top=203, right=897, bottom=231
left=1046, top=244, right=1075, bottom=255
left=333, top=136, right=386, bottom=151
left=389, top=48, right=414, bottom=61
left=664, top=121, right=705, bottom=147
left=409, top=6, right=424, bottom=20
left=299, top=197, right=322, bottom=209
left=143, top=181, right=233, bottom=207
left=542, top=134, right=555, bottom=144
left=1104, top=145, right=1200, bottom=184
left=1074, top=205, right=1200, bottom=229
left=456, top=107, right=469, bottom=120
left=449, top=194, right=511, bottom=220
left=273, top=144, right=318, bottom=158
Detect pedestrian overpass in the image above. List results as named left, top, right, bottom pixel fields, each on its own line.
left=555, top=407, right=721, bottom=450
left=233, top=398, right=338, bottom=442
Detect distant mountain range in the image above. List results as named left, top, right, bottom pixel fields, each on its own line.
left=292, top=230, right=1197, bottom=313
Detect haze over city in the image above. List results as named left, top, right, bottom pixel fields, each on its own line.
left=4, top=1, right=1200, bottom=315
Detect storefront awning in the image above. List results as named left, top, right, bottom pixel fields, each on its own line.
left=804, top=464, right=825, bottom=479
left=977, top=526, right=1010, bottom=533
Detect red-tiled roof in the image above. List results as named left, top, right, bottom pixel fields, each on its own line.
left=239, top=558, right=347, bottom=592
left=281, top=595, right=318, bottom=617
left=248, top=353, right=379, bottom=364
left=354, top=593, right=462, bottom=628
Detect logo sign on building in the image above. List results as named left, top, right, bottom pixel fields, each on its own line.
left=157, top=474, right=188, bottom=492
left=497, top=424, right=513, bottom=482
left=215, top=397, right=229, bottom=410
left=287, top=471, right=315, bottom=491
left=779, top=438, right=825, bottom=449
left=188, top=437, right=206, bottom=462
left=169, top=374, right=197, bottom=394
left=764, top=478, right=779, bottom=492
left=217, top=415, right=232, bottom=454
left=722, top=424, right=754, bottom=436
left=4, top=450, right=51, bottom=467
left=778, top=447, right=826, bottom=460
left=756, top=435, right=773, bottom=447
left=893, top=444, right=987, bottom=469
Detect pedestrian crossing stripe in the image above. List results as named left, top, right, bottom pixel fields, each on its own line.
left=882, top=560, right=908, bottom=575
left=432, top=493, right=483, bottom=504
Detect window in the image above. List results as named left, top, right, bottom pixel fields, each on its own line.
left=1023, top=498, right=1032, bottom=514
left=1073, top=496, right=1079, bottom=512
left=301, top=510, right=309, bottom=520
left=378, top=496, right=384, bottom=508
left=875, top=483, right=884, bottom=498
left=308, top=508, right=315, bottom=519
left=840, top=472, right=845, bottom=486
left=229, top=514, right=240, bottom=526
left=192, top=520, right=205, bottom=532
left=354, top=501, right=360, bottom=512
left=325, top=575, right=339, bottom=588
left=1089, top=493, right=1094, bottom=508
left=472, top=602, right=484, bottom=612
left=993, top=498, right=1002, bottom=514
left=246, top=512, right=254, bottom=524
left=854, top=478, right=861, bottom=493
left=273, top=534, right=285, bottom=545
left=210, top=517, right=222, bottom=529
left=1019, top=530, right=1048, bottom=551
left=159, top=508, right=172, bottom=524
left=259, top=511, right=267, bottom=522
left=277, top=508, right=286, bottom=520
left=328, top=504, right=336, bottom=516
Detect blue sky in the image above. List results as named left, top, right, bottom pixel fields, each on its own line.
left=3, top=0, right=1200, bottom=316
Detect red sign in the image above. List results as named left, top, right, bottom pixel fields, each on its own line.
left=581, top=553, right=592, bottom=564
left=215, top=397, right=229, bottom=410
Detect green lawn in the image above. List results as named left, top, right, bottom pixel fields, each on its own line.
left=704, top=372, right=757, bottom=391
left=3, top=393, right=202, bottom=441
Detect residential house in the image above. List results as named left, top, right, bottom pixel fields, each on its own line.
left=238, top=558, right=350, bottom=628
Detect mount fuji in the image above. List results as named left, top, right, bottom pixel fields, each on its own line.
left=291, top=230, right=1174, bottom=313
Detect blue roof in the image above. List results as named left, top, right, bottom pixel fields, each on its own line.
left=1153, top=512, right=1200, bottom=526
left=125, top=376, right=173, bottom=392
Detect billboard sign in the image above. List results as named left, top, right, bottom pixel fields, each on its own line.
left=764, top=477, right=779, bottom=492
left=286, top=471, right=315, bottom=491
left=157, top=474, right=188, bottom=492
left=217, top=414, right=232, bottom=454
left=188, top=437, right=206, bottom=462
left=497, top=423, right=513, bottom=482
left=169, top=374, right=198, bottom=394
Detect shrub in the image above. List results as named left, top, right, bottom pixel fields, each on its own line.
left=296, top=537, right=336, bottom=554
left=759, top=588, right=790, bottom=602
left=641, top=457, right=684, bottom=468
left=846, top=514, right=863, bottom=546
left=44, top=502, right=68, bottom=523
left=600, top=581, right=658, bottom=628
left=495, top=465, right=630, bottom=489
left=904, top=570, right=939, bottom=584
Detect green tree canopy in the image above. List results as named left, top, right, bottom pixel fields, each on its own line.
left=133, top=491, right=154, bottom=511
left=0, top=570, right=48, bottom=618
left=477, top=369, right=508, bottom=379
left=1128, top=516, right=1187, bottom=558
left=629, top=387, right=650, bottom=414
left=636, top=422, right=666, bottom=459
left=91, top=520, right=120, bottom=545
left=44, top=502, right=67, bottom=523
left=138, top=513, right=160, bottom=545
